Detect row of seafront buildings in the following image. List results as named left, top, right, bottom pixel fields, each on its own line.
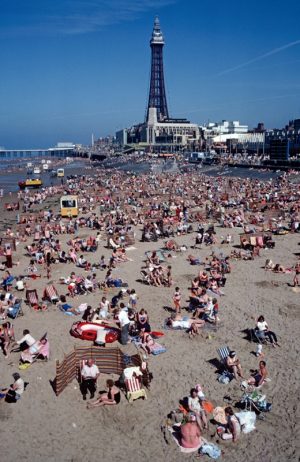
left=116, top=111, right=300, bottom=162
left=116, top=18, right=300, bottom=162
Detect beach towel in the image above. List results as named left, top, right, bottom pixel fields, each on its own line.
left=199, top=443, right=221, bottom=459
left=250, top=236, right=257, bottom=246
left=123, top=366, right=143, bottom=380
left=149, top=343, right=167, bottom=355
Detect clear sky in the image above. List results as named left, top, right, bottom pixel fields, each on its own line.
left=1, top=0, right=300, bottom=148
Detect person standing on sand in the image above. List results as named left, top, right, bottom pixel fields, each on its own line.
left=293, top=262, right=300, bottom=287
left=80, top=359, right=100, bottom=401
left=118, top=303, right=131, bottom=345
left=5, top=244, right=12, bottom=269
left=173, top=287, right=181, bottom=315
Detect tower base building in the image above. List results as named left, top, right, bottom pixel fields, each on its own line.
left=116, top=18, right=201, bottom=152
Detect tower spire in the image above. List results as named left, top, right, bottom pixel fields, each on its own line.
left=146, top=17, right=169, bottom=122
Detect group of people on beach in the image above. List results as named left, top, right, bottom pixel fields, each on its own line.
left=0, top=162, right=299, bottom=458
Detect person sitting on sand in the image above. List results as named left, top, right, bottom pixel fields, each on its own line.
left=256, top=315, right=279, bottom=347
left=226, top=351, right=244, bottom=381
left=77, top=255, right=88, bottom=268
left=15, top=329, right=36, bottom=351
left=248, top=360, right=268, bottom=387
left=198, top=271, right=209, bottom=287
left=149, top=266, right=162, bottom=286
left=87, top=379, right=121, bottom=409
left=82, top=305, right=94, bottom=322
left=139, top=331, right=157, bottom=353
left=148, top=251, right=160, bottom=266
left=188, top=388, right=208, bottom=431
left=180, top=413, right=202, bottom=449
left=217, top=406, right=241, bottom=442
left=191, top=277, right=200, bottom=295
left=20, top=337, right=49, bottom=364
left=1, top=373, right=25, bottom=402
left=136, top=309, right=151, bottom=332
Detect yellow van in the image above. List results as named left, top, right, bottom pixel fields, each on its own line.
left=60, top=195, right=78, bottom=217
left=57, top=168, right=65, bottom=178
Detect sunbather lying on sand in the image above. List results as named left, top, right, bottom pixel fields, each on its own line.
left=166, top=314, right=205, bottom=336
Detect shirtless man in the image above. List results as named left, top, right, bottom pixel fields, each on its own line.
left=180, top=413, right=202, bottom=449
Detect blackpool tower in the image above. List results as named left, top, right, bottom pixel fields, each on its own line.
left=146, top=17, right=169, bottom=122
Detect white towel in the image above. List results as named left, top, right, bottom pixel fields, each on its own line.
left=123, top=366, right=142, bottom=380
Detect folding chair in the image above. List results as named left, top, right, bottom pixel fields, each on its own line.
left=217, top=346, right=230, bottom=370
left=123, top=367, right=147, bottom=403
left=25, top=289, right=40, bottom=309
left=2, top=275, right=15, bottom=291
left=43, top=285, right=59, bottom=304
left=240, top=389, right=272, bottom=415
left=140, top=270, right=150, bottom=285
left=7, top=299, right=24, bottom=319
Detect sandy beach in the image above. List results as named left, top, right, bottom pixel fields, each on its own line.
left=0, top=169, right=299, bottom=462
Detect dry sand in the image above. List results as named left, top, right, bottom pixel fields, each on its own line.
left=0, top=194, right=299, bottom=462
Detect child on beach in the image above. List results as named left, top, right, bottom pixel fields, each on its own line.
left=173, top=287, right=181, bottom=314
left=166, top=265, right=173, bottom=287
left=129, top=289, right=138, bottom=309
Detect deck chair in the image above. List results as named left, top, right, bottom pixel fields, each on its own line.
left=43, top=285, right=59, bottom=304
left=25, top=289, right=40, bottom=309
left=1, top=275, right=15, bottom=290
left=123, top=367, right=147, bottom=403
left=140, top=270, right=150, bottom=285
left=7, top=299, right=24, bottom=319
left=217, top=346, right=230, bottom=370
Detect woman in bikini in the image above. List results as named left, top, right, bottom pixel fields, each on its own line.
left=87, top=379, right=121, bottom=408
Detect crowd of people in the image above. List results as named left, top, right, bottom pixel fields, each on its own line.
left=0, top=163, right=299, bottom=457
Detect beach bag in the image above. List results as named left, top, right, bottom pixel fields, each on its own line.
left=199, top=443, right=221, bottom=459
left=114, top=279, right=122, bottom=287
left=218, top=371, right=233, bottom=384
left=235, top=411, right=256, bottom=433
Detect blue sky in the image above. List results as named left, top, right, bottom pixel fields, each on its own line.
left=0, top=0, right=300, bottom=148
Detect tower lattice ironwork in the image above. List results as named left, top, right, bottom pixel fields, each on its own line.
left=146, top=17, right=169, bottom=122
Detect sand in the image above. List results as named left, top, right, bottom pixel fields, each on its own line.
left=0, top=191, right=299, bottom=462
